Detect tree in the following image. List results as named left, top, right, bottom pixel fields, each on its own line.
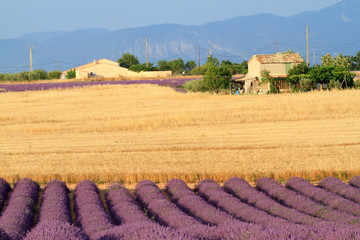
left=286, top=62, right=309, bottom=91
left=48, top=71, right=62, bottom=79
left=185, top=60, right=197, bottom=72
left=203, top=65, right=232, bottom=91
left=66, top=69, right=76, bottom=79
left=321, top=53, right=351, bottom=69
left=168, top=58, right=185, bottom=74
left=157, top=60, right=171, bottom=71
left=206, top=56, right=219, bottom=66
left=117, top=53, right=140, bottom=69
left=348, top=51, right=360, bottom=70
left=307, top=65, right=354, bottom=89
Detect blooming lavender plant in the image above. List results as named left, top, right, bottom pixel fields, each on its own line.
left=0, top=78, right=198, bottom=93
left=105, top=183, right=153, bottom=225
left=36, top=179, right=72, bottom=224
left=166, top=178, right=251, bottom=226
left=224, top=177, right=322, bottom=225
left=0, top=178, right=39, bottom=240
left=135, top=180, right=202, bottom=229
left=0, top=178, right=11, bottom=213
left=73, top=180, right=114, bottom=238
left=286, top=177, right=360, bottom=217
left=196, top=179, right=294, bottom=229
left=256, top=178, right=360, bottom=226
left=24, top=220, right=89, bottom=240
left=349, top=176, right=360, bottom=189
left=319, top=177, right=360, bottom=204
left=93, top=222, right=196, bottom=240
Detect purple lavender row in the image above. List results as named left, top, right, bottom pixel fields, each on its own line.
left=135, top=180, right=202, bottom=229
left=196, top=179, right=294, bottom=229
left=25, top=180, right=89, bottom=240
left=73, top=180, right=113, bottom=238
left=92, top=183, right=195, bottom=240
left=36, top=179, right=72, bottom=223
left=286, top=177, right=360, bottom=217
left=105, top=183, right=153, bottom=225
left=24, top=221, right=89, bottom=240
left=0, top=178, right=39, bottom=240
left=93, top=223, right=196, bottom=240
left=198, top=179, right=360, bottom=239
left=136, top=180, right=292, bottom=240
left=166, top=178, right=252, bottom=227
left=0, top=78, right=197, bottom=93
left=0, top=178, right=11, bottom=214
left=256, top=178, right=360, bottom=226
left=224, top=177, right=322, bottom=225
left=349, top=176, right=360, bottom=189
left=319, top=177, right=360, bottom=204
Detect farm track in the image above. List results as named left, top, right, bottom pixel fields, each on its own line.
left=2, top=177, right=360, bottom=239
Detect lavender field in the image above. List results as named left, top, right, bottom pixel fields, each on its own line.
left=1, top=177, right=360, bottom=239
left=0, top=78, right=198, bottom=93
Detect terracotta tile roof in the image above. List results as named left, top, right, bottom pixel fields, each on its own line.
left=250, top=53, right=304, bottom=64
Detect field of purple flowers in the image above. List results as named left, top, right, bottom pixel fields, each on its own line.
left=1, top=177, right=360, bottom=239
left=0, top=78, right=198, bottom=93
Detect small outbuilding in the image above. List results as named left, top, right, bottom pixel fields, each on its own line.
left=61, top=59, right=172, bottom=80
left=244, top=53, right=305, bottom=93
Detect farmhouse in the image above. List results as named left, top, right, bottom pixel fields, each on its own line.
left=61, top=58, right=172, bottom=80
left=233, top=53, right=305, bottom=93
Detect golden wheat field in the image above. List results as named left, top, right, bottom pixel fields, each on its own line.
left=0, top=84, right=360, bottom=185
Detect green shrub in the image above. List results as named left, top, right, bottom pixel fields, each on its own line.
left=48, top=71, right=62, bottom=79
left=66, top=69, right=76, bottom=79
left=183, top=79, right=209, bottom=92
left=203, top=66, right=232, bottom=91
left=329, top=79, right=343, bottom=90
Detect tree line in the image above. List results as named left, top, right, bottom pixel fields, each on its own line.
left=117, top=52, right=248, bottom=76
left=0, top=69, right=62, bottom=82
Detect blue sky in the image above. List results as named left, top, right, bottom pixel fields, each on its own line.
left=0, top=0, right=341, bottom=39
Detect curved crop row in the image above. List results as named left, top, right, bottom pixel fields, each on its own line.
left=166, top=178, right=252, bottom=227
left=0, top=178, right=39, bottom=240
left=319, top=177, right=360, bottom=204
left=196, top=179, right=293, bottom=229
left=224, top=177, right=322, bottom=225
left=105, top=183, right=153, bottom=225
left=137, top=180, right=298, bottom=240
left=256, top=178, right=360, bottom=225
left=73, top=180, right=114, bottom=238
left=24, top=221, right=89, bottom=240
left=0, top=178, right=10, bottom=214
left=286, top=177, right=360, bottom=217
left=349, top=176, right=360, bottom=189
left=135, top=180, right=202, bottom=229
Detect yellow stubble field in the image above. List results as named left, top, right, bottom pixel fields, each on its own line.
left=1, top=84, right=360, bottom=185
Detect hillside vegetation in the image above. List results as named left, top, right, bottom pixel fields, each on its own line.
left=0, top=85, right=359, bottom=184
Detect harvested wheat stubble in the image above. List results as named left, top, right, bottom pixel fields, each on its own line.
left=0, top=85, right=360, bottom=184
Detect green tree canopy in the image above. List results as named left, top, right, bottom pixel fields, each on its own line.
left=206, top=56, right=219, bottom=66
left=203, top=65, right=232, bottom=91
left=286, top=62, right=309, bottom=91
left=185, top=60, right=197, bottom=72
left=321, top=53, right=351, bottom=69
left=66, top=69, right=76, bottom=79
left=117, top=53, right=140, bottom=69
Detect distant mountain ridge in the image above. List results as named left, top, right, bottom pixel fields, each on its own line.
left=1, top=0, right=360, bottom=73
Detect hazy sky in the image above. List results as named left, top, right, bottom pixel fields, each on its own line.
left=0, top=0, right=341, bottom=39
